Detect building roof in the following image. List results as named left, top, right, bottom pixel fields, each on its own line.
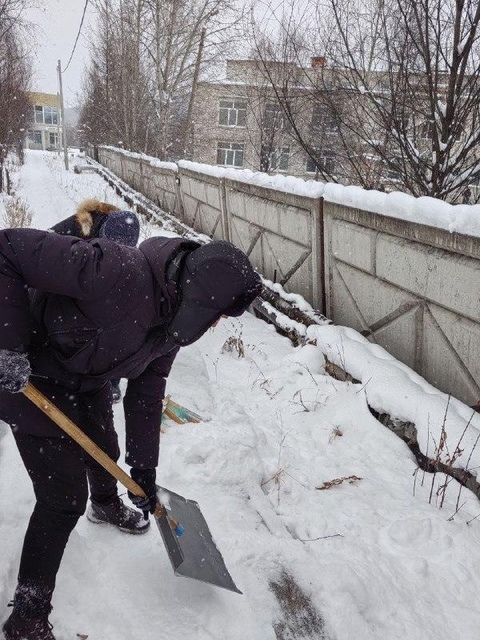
left=28, top=91, right=59, bottom=107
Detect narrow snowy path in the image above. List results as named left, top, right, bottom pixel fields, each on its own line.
left=15, top=152, right=120, bottom=229
left=1, top=151, right=480, bottom=640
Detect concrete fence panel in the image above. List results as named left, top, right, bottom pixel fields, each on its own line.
left=143, top=164, right=179, bottom=214
left=94, top=147, right=180, bottom=217
left=123, top=157, right=143, bottom=193
left=224, top=179, right=322, bottom=306
left=178, top=168, right=225, bottom=240
left=97, top=148, right=121, bottom=176
left=324, top=202, right=480, bottom=405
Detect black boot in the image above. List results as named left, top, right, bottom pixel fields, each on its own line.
left=3, top=611, right=55, bottom=640
left=3, top=584, right=55, bottom=640
left=86, top=495, right=150, bottom=534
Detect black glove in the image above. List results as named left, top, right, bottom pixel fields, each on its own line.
left=0, top=348, right=31, bottom=393
left=128, top=467, right=157, bottom=520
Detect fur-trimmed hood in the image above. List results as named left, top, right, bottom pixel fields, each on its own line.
left=75, top=199, right=120, bottom=237
left=50, top=200, right=139, bottom=244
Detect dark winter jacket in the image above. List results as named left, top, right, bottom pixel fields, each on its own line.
left=49, top=199, right=120, bottom=239
left=0, top=229, right=200, bottom=467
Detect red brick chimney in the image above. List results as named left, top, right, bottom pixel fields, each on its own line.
left=311, top=56, right=327, bottom=68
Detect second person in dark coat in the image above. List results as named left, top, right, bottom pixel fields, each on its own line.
left=50, top=198, right=142, bottom=402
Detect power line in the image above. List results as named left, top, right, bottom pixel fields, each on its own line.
left=62, top=0, right=90, bottom=73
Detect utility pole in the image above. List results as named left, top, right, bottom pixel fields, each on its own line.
left=56, top=92, right=61, bottom=157
left=57, top=60, right=69, bottom=171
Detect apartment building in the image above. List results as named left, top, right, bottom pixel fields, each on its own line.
left=191, top=59, right=341, bottom=180
left=191, top=59, right=478, bottom=203
left=25, top=92, right=63, bottom=151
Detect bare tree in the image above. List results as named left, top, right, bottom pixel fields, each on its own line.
left=0, top=0, right=36, bottom=187
left=252, top=0, right=480, bottom=201
left=80, top=0, right=244, bottom=160
left=80, top=0, right=152, bottom=152
left=248, top=4, right=350, bottom=182
left=140, top=0, right=244, bottom=160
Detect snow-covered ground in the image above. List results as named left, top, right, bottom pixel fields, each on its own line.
left=1, top=151, right=480, bottom=640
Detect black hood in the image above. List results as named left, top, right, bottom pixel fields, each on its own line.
left=167, top=241, right=262, bottom=346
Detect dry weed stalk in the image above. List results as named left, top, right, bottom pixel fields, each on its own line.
left=205, top=354, right=220, bottom=383
left=453, top=411, right=480, bottom=513
left=262, top=467, right=307, bottom=502
left=249, top=359, right=280, bottom=398
left=467, top=512, right=480, bottom=525
left=259, top=378, right=281, bottom=399
left=426, top=397, right=478, bottom=510
left=297, top=362, right=319, bottom=386
left=290, top=389, right=325, bottom=413
left=222, top=333, right=245, bottom=358
left=221, top=323, right=264, bottom=360
left=328, top=426, right=343, bottom=443
left=261, top=428, right=295, bottom=506
left=410, top=400, right=480, bottom=517
left=3, top=195, right=32, bottom=228
left=429, top=396, right=451, bottom=506
left=316, top=475, right=362, bottom=490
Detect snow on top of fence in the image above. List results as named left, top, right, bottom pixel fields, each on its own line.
left=323, top=183, right=480, bottom=237
left=179, top=160, right=480, bottom=238
left=100, top=146, right=480, bottom=239
left=101, top=146, right=178, bottom=172
left=177, top=160, right=325, bottom=198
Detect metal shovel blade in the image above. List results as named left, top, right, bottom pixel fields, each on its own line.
left=155, top=486, right=242, bottom=594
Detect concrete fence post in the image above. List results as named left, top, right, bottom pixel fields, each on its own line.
left=137, top=159, right=143, bottom=195
left=174, top=173, right=185, bottom=221
left=219, top=178, right=230, bottom=242
left=119, top=153, right=126, bottom=184
left=176, top=168, right=189, bottom=224
left=311, top=196, right=325, bottom=313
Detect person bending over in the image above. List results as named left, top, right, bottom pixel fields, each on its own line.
left=0, top=227, right=261, bottom=639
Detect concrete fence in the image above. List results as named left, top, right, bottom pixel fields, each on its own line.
left=87, top=145, right=480, bottom=407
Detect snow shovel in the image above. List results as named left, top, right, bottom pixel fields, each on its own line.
left=162, top=396, right=202, bottom=425
left=22, top=382, right=242, bottom=595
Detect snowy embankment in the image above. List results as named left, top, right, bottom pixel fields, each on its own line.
left=1, top=151, right=480, bottom=640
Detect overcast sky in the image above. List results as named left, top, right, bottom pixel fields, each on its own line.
left=26, top=0, right=95, bottom=107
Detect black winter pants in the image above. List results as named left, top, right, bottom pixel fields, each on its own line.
left=1, top=383, right=120, bottom=614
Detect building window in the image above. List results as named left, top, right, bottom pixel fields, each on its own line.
left=261, top=145, right=290, bottom=172
left=217, top=142, right=244, bottom=167
left=306, top=149, right=335, bottom=174
left=49, top=132, right=59, bottom=147
left=33, top=105, right=59, bottom=125
left=44, top=106, right=58, bottom=125
left=264, top=102, right=290, bottom=131
left=28, top=130, right=42, bottom=144
left=219, top=99, right=247, bottom=127
left=311, top=105, right=338, bottom=133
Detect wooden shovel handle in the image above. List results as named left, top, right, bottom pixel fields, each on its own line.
left=23, top=382, right=167, bottom=519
